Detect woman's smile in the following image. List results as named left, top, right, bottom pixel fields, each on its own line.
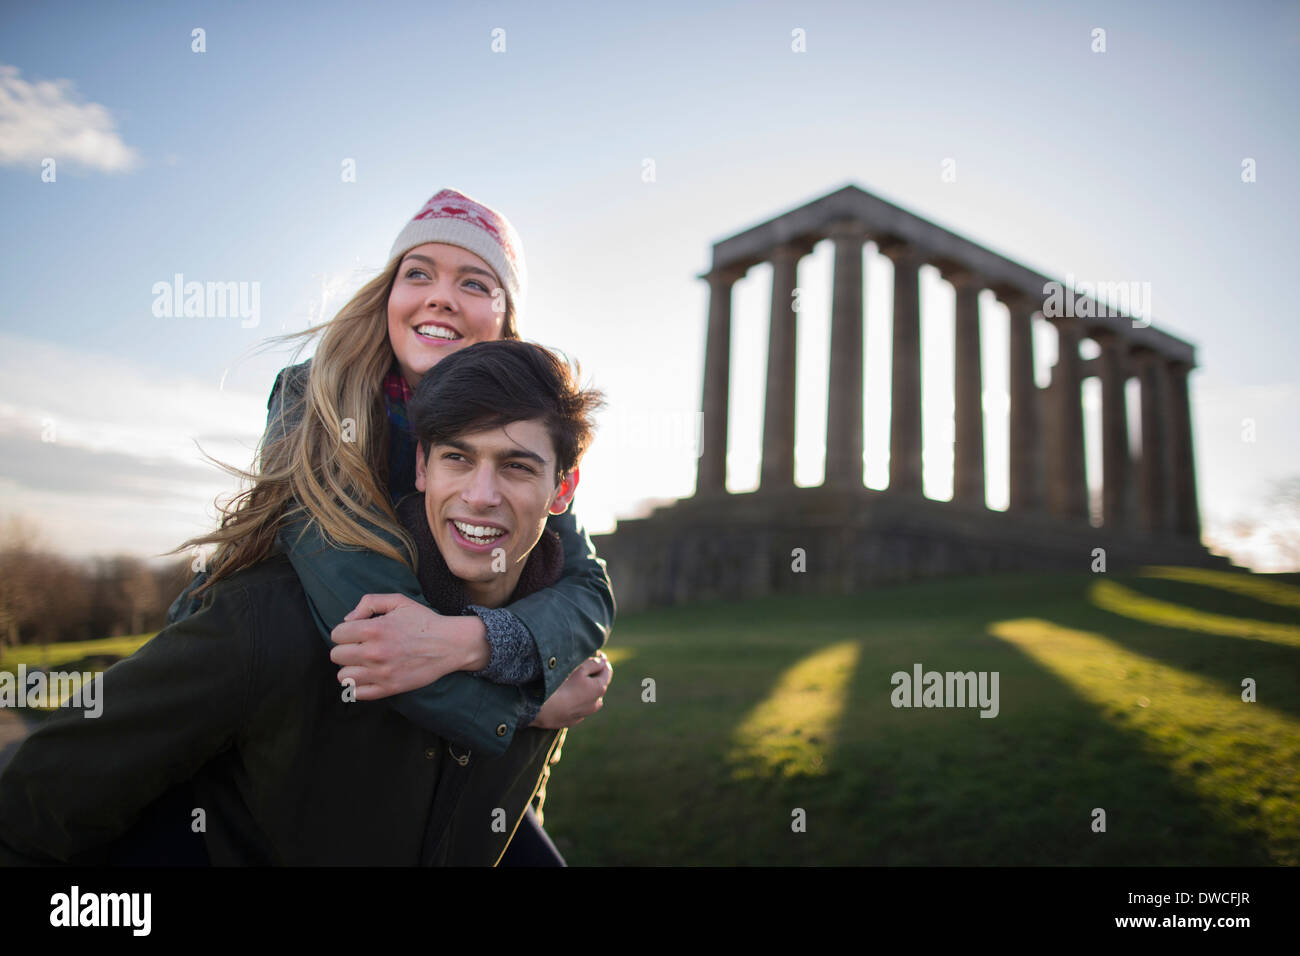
left=414, top=321, right=464, bottom=345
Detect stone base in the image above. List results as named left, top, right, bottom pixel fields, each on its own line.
left=592, top=485, right=1238, bottom=613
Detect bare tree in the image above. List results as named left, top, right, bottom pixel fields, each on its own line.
left=0, top=515, right=198, bottom=652
left=0, top=514, right=42, bottom=654
left=88, top=556, right=161, bottom=638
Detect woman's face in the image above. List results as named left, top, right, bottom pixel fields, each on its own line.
left=387, top=243, right=507, bottom=389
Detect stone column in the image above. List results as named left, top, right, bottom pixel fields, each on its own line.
left=760, top=242, right=809, bottom=490
left=825, top=221, right=867, bottom=488
left=1000, top=291, right=1043, bottom=514
left=697, top=267, right=743, bottom=496
left=1046, top=316, right=1088, bottom=521
left=944, top=267, right=986, bottom=508
left=880, top=241, right=925, bottom=496
left=1093, top=329, right=1133, bottom=530
left=1135, top=347, right=1171, bottom=535
left=1167, top=360, right=1201, bottom=539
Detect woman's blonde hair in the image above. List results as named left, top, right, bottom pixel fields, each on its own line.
left=172, top=253, right=519, bottom=595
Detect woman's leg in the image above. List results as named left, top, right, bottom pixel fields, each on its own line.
left=499, top=805, right=566, bottom=866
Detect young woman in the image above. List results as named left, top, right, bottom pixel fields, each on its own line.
left=170, top=189, right=613, bottom=865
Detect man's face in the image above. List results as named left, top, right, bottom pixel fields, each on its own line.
left=415, top=418, right=578, bottom=600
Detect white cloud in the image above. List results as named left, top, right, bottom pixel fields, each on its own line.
left=0, top=333, right=270, bottom=466
left=0, top=333, right=272, bottom=558
left=0, top=474, right=225, bottom=563
left=1192, top=380, right=1300, bottom=569
left=0, top=63, right=139, bottom=172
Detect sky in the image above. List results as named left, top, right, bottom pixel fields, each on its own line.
left=1, top=0, right=1298, bottom=570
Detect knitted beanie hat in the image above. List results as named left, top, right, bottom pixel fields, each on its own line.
left=389, top=189, right=527, bottom=317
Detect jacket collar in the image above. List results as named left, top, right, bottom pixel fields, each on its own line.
left=395, top=492, right=564, bottom=614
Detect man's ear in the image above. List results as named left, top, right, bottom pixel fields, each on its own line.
left=548, top=464, right=579, bottom=515
left=415, top=441, right=427, bottom=492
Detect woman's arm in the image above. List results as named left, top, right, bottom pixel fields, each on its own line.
left=506, top=499, right=615, bottom=707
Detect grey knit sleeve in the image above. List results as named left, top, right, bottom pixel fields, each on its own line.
left=465, top=605, right=544, bottom=686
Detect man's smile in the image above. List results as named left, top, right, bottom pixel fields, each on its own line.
left=447, top=518, right=508, bottom=551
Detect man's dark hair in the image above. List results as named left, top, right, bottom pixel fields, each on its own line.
left=408, top=340, right=605, bottom=483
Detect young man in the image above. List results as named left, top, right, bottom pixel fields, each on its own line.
left=0, top=340, right=609, bottom=866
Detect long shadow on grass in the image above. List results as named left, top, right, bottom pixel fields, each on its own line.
left=539, top=595, right=886, bottom=865
left=724, top=583, right=1280, bottom=865
left=1068, top=574, right=1300, bottom=722
left=541, top=574, right=1291, bottom=865
left=777, top=575, right=1287, bottom=864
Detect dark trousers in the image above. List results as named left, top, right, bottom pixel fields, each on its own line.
left=106, top=784, right=566, bottom=866
left=498, top=806, right=566, bottom=866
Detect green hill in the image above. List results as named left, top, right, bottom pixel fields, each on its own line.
left=4, top=566, right=1296, bottom=866
left=541, top=566, right=1300, bottom=865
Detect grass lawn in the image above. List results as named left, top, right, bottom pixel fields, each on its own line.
left=3, top=566, right=1296, bottom=866
left=539, top=566, right=1300, bottom=866
left=1, top=634, right=155, bottom=713
left=1, top=634, right=155, bottom=673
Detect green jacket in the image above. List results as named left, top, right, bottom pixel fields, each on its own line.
left=169, top=360, right=616, bottom=755
left=0, top=552, right=564, bottom=866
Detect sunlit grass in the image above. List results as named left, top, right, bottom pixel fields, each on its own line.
left=1091, top=580, right=1300, bottom=647
left=0, top=635, right=150, bottom=711
left=545, top=567, right=1300, bottom=864
left=0, top=633, right=156, bottom=674
left=989, top=617, right=1300, bottom=865
left=1140, top=566, right=1300, bottom=609
left=727, top=640, right=860, bottom=780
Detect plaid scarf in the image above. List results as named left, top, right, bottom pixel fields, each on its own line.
left=382, top=363, right=417, bottom=505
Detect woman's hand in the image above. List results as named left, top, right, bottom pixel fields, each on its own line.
left=530, top=652, right=612, bottom=729
left=329, top=594, right=491, bottom=700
